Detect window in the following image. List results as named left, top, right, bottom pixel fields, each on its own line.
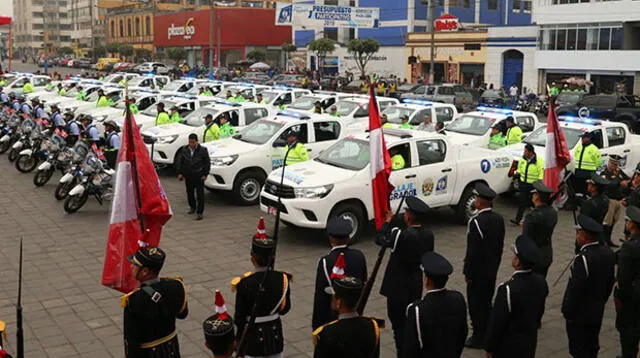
left=513, top=0, right=522, bottom=12
left=244, top=108, right=269, bottom=125
left=463, top=0, right=472, bottom=8
left=611, top=27, right=623, bottom=50
left=488, top=0, right=498, bottom=10
left=590, top=130, right=604, bottom=148
left=598, top=27, right=610, bottom=50
left=538, top=23, right=623, bottom=51
left=427, top=87, right=436, bottom=95
left=119, top=20, right=124, bottom=37
left=325, top=29, right=338, bottom=41
left=389, top=144, right=411, bottom=169
left=279, top=124, right=308, bottom=143
left=556, top=29, right=567, bottom=50
left=224, top=110, right=240, bottom=126
left=414, top=86, right=426, bottom=95
left=412, top=109, right=432, bottom=125
left=110, top=21, right=115, bottom=37
left=135, top=18, right=141, bottom=36
left=515, top=116, right=535, bottom=132
left=566, top=29, right=576, bottom=50
left=437, top=86, right=454, bottom=95
left=314, top=121, right=341, bottom=142
left=435, top=107, right=454, bottom=122
left=576, top=28, right=587, bottom=50
left=523, top=0, right=532, bottom=12
left=417, top=140, right=447, bottom=165
left=607, top=127, right=626, bottom=146
left=450, top=0, right=459, bottom=7
left=464, top=43, right=481, bottom=50
left=145, top=16, right=151, bottom=36
left=127, top=19, right=132, bottom=37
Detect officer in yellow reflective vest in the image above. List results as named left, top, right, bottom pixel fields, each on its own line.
left=390, top=147, right=405, bottom=170
left=203, top=114, right=220, bottom=142
left=284, top=129, right=308, bottom=165
left=573, top=131, right=603, bottom=198
left=505, top=116, right=523, bottom=145
left=511, top=143, right=545, bottom=225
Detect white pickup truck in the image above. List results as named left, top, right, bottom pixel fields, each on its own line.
left=381, top=99, right=458, bottom=126
left=203, top=111, right=362, bottom=205
left=501, top=116, right=640, bottom=176
left=259, top=129, right=514, bottom=239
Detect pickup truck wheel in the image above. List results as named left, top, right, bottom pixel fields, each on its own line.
left=456, top=186, right=477, bottom=223
left=233, top=171, right=265, bottom=206
left=330, top=203, right=365, bottom=242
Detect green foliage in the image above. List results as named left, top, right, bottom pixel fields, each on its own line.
left=105, top=43, right=121, bottom=56
left=92, top=46, right=107, bottom=58
left=308, top=38, right=335, bottom=56
left=135, top=48, right=152, bottom=60
left=246, top=50, right=266, bottom=62
left=166, top=47, right=187, bottom=65
left=119, top=45, right=135, bottom=58
left=59, top=47, right=74, bottom=55
left=282, top=43, right=297, bottom=53
left=347, top=38, right=380, bottom=77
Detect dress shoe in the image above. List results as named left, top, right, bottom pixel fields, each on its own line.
left=187, top=208, right=195, bottom=215
left=196, top=214, right=203, bottom=220
left=464, top=336, right=483, bottom=349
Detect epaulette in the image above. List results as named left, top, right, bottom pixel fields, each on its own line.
left=284, top=272, right=293, bottom=282
left=363, top=316, right=386, bottom=329
left=119, top=288, right=140, bottom=308
left=230, top=271, right=253, bottom=292
left=312, top=319, right=338, bottom=346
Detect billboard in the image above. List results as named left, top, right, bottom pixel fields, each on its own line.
left=275, top=2, right=379, bottom=28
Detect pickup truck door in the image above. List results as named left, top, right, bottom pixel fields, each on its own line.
left=414, top=139, right=456, bottom=207
left=307, top=120, right=342, bottom=156
left=269, top=123, right=309, bottom=169
left=603, top=125, right=634, bottom=172
left=388, top=142, right=421, bottom=208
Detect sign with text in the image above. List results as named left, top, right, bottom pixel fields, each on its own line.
left=434, top=14, right=460, bottom=32
left=275, top=2, right=379, bottom=28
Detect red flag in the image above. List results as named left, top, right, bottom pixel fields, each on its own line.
left=543, top=96, right=571, bottom=193
left=329, top=253, right=346, bottom=279
left=101, top=105, right=172, bottom=293
left=368, top=84, right=393, bottom=229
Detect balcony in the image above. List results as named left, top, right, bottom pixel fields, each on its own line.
left=108, top=35, right=154, bottom=44
left=97, top=0, right=138, bottom=8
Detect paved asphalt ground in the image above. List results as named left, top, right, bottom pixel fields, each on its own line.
left=0, top=62, right=625, bottom=357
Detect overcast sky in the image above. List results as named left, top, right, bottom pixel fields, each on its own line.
left=0, top=2, right=12, bottom=18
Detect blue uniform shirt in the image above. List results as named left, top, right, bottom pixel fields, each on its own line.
left=67, top=120, right=80, bottom=136
left=52, top=113, right=65, bottom=127
left=20, top=104, right=31, bottom=115
left=12, top=101, right=20, bottom=111
left=35, top=106, right=46, bottom=119
left=85, top=124, right=100, bottom=142
left=107, top=132, right=121, bottom=150
left=0, top=93, right=9, bottom=103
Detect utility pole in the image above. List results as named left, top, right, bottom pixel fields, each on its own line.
left=216, top=12, right=221, bottom=67
left=428, top=0, right=436, bottom=84
left=209, top=0, right=214, bottom=72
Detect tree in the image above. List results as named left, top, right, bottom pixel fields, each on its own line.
left=347, top=38, right=380, bottom=78
left=166, top=47, right=187, bottom=65
left=92, top=45, right=107, bottom=58
left=308, top=38, right=335, bottom=76
left=246, top=50, right=266, bottom=62
left=59, top=47, right=74, bottom=56
left=282, top=42, right=297, bottom=70
left=119, top=45, right=134, bottom=60
left=135, top=48, right=152, bottom=61
left=105, top=43, right=120, bottom=57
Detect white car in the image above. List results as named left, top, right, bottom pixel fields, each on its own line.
left=203, top=111, right=362, bottom=204
left=286, top=92, right=356, bottom=113
left=259, top=129, right=513, bottom=239
left=159, top=79, right=198, bottom=96
left=43, top=81, right=104, bottom=109
left=128, top=75, right=170, bottom=91
left=380, top=100, right=459, bottom=127
left=333, top=96, right=399, bottom=122
left=59, top=85, right=123, bottom=114
left=256, top=87, right=311, bottom=108
left=445, top=106, right=541, bottom=147
left=3, top=75, right=52, bottom=94
left=86, top=90, right=163, bottom=132
left=135, top=62, right=170, bottom=75
left=501, top=116, right=640, bottom=176
left=216, top=84, right=271, bottom=101
left=103, top=72, right=140, bottom=84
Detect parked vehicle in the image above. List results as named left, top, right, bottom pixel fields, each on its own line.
left=557, top=94, right=640, bottom=133
left=401, top=83, right=474, bottom=111
left=63, top=154, right=115, bottom=213
left=478, top=89, right=508, bottom=108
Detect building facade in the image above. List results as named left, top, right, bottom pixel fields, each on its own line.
left=13, top=0, right=74, bottom=57
left=70, top=0, right=106, bottom=54
left=484, top=25, right=537, bottom=92
left=534, top=0, right=640, bottom=94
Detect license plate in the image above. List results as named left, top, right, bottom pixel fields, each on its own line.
left=267, top=206, right=278, bottom=216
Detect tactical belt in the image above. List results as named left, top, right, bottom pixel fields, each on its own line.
left=140, top=331, right=177, bottom=349
left=251, top=314, right=280, bottom=323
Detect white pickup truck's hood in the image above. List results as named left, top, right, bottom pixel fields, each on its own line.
left=446, top=132, right=485, bottom=146
left=84, top=107, right=120, bottom=118
left=266, top=160, right=358, bottom=188
left=59, top=99, right=89, bottom=110
left=203, top=138, right=258, bottom=157
left=142, top=123, right=194, bottom=138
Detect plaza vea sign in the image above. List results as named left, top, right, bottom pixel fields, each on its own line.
left=275, top=2, right=379, bottom=28
left=434, top=14, right=461, bottom=32
left=168, top=17, right=195, bottom=40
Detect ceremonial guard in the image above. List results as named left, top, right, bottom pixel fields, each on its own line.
left=312, top=216, right=367, bottom=331
left=485, top=236, right=549, bottom=358
left=403, top=252, right=468, bottom=358
left=376, top=196, right=434, bottom=358
left=562, top=214, right=615, bottom=358
left=573, top=132, right=603, bottom=198
left=121, top=246, right=189, bottom=358
left=232, top=220, right=292, bottom=358
left=463, top=183, right=504, bottom=348
left=312, top=276, right=383, bottom=358
left=522, top=181, right=558, bottom=278
left=601, top=154, right=630, bottom=247
left=203, top=291, right=236, bottom=358
left=581, top=173, right=610, bottom=249
left=615, top=206, right=640, bottom=358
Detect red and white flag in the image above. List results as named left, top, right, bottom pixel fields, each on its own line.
left=329, top=253, right=346, bottom=280
left=544, top=96, right=571, bottom=193
left=368, top=84, right=393, bottom=229
left=101, top=105, right=172, bottom=293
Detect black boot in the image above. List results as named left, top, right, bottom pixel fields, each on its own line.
left=604, top=225, right=619, bottom=248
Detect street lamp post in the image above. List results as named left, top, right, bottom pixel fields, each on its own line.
left=209, top=0, right=214, bottom=74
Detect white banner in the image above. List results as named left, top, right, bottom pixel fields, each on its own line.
left=275, top=2, right=379, bottom=28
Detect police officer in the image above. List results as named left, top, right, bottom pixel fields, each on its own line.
left=403, top=251, right=467, bottom=358
left=399, top=115, right=413, bottom=130
left=155, top=102, right=171, bottom=125
left=203, top=114, right=220, bottom=143
left=128, top=98, right=139, bottom=115
left=562, top=214, right=615, bottom=358
left=284, top=129, right=308, bottom=165
left=65, top=112, right=80, bottom=146
left=203, top=291, right=235, bottom=357
left=549, top=82, right=560, bottom=96
left=573, top=131, right=603, bottom=198
left=580, top=173, right=610, bottom=243
left=96, top=89, right=110, bottom=107
left=312, top=216, right=367, bottom=331
left=256, top=93, right=267, bottom=105
left=505, top=116, right=523, bottom=145
left=18, top=96, right=30, bottom=115
left=234, top=91, right=245, bottom=102
left=219, top=114, right=236, bottom=138
left=375, top=196, right=434, bottom=358
left=522, top=181, right=558, bottom=278
left=313, top=101, right=323, bottom=114
left=76, top=86, right=85, bottom=101
left=485, top=235, right=549, bottom=358
left=601, top=154, right=630, bottom=247
left=232, top=233, right=292, bottom=358
left=615, top=206, right=640, bottom=358
left=313, top=276, right=382, bottom=358
left=381, top=114, right=392, bottom=129
left=57, top=83, right=66, bottom=96
left=103, top=120, right=121, bottom=170
left=170, top=106, right=182, bottom=123
left=50, top=104, right=65, bottom=129
left=512, top=144, right=545, bottom=225
left=81, top=115, right=101, bottom=146
left=22, top=78, right=33, bottom=94
left=31, top=98, right=45, bottom=119
left=488, top=125, right=506, bottom=149
left=121, top=246, right=189, bottom=358
left=464, top=183, right=505, bottom=348
left=389, top=147, right=405, bottom=170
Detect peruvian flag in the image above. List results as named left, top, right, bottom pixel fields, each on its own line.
left=101, top=103, right=172, bottom=293
left=544, top=96, right=571, bottom=193
left=368, top=83, right=393, bottom=229
left=330, top=253, right=346, bottom=280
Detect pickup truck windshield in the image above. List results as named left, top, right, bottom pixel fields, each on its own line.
left=184, top=107, right=220, bottom=127
left=524, top=125, right=583, bottom=148
left=289, top=96, right=320, bottom=110
left=446, top=115, right=495, bottom=136
left=382, top=106, right=416, bottom=124
left=163, top=81, right=186, bottom=92
left=316, top=138, right=370, bottom=171
left=260, top=91, right=279, bottom=104
left=335, top=101, right=364, bottom=116
left=141, top=100, right=177, bottom=117
left=237, top=119, right=284, bottom=145
left=557, top=92, right=582, bottom=104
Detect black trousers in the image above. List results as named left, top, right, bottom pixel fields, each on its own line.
left=515, top=183, right=534, bottom=222
left=105, top=150, right=118, bottom=170
left=619, top=328, right=640, bottom=358
left=567, top=320, right=601, bottom=358
left=126, top=335, right=181, bottom=358
left=185, top=176, right=205, bottom=214
left=387, top=298, right=410, bottom=358
left=467, top=277, right=495, bottom=341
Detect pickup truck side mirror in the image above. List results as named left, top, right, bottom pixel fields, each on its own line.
left=272, top=138, right=287, bottom=148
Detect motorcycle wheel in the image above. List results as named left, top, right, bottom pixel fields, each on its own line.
left=0, top=140, right=10, bottom=154
left=16, top=154, right=38, bottom=173
left=64, top=193, right=89, bottom=214
left=33, top=168, right=54, bottom=187
left=8, top=148, right=17, bottom=162
left=54, top=178, right=76, bottom=200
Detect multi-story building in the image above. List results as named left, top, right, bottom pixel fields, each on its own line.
left=70, top=0, right=106, bottom=54
left=13, top=0, right=74, bottom=57
left=534, top=0, right=640, bottom=94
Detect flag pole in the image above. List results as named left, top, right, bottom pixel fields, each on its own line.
left=16, top=238, right=23, bottom=358
left=124, top=99, right=146, bottom=233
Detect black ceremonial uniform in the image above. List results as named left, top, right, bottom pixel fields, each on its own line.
left=122, top=278, right=189, bottom=358
left=522, top=204, right=558, bottom=278
left=464, top=207, right=504, bottom=342
left=313, top=313, right=381, bottom=358
left=626, top=185, right=640, bottom=208
left=312, top=245, right=367, bottom=330
left=485, top=271, right=548, bottom=358
left=602, top=167, right=630, bottom=201
left=233, top=269, right=292, bottom=357
left=562, top=241, right=615, bottom=358
left=615, top=231, right=640, bottom=358
left=403, top=289, right=468, bottom=358
left=581, top=193, right=609, bottom=225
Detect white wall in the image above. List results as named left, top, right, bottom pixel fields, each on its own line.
left=309, top=46, right=406, bottom=78
left=536, top=50, right=640, bottom=72
left=484, top=26, right=538, bottom=92
left=534, top=0, right=640, bottom=24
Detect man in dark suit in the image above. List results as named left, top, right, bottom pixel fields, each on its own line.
left=464, top=183, right=505, bottom=348
left=176, top=133, right=210, bottom=220
left=312, top=216, right=367, bottom=330
left=376, top=196, right=434, bottom=358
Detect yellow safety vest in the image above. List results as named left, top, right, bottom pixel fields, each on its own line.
left=506, top=126, right=523, bottom=145
left=517, top=156, right=545, bottom=183
left=285, top=142, right=309, bottom=165
left=574, top=143, right=602, bottom=171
